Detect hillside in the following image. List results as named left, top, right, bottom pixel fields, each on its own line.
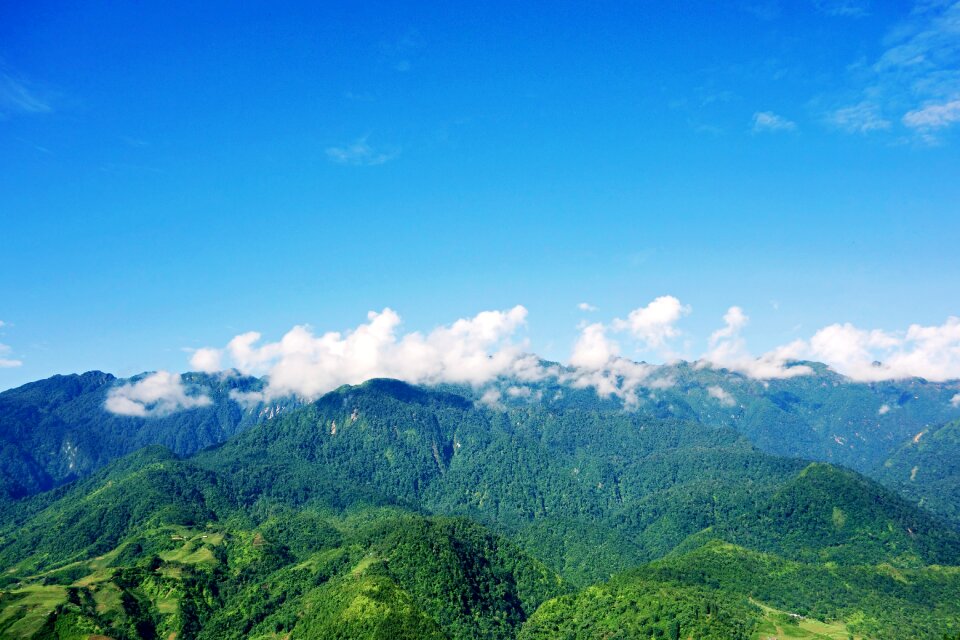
left=677, top=462, right=960, bottom=566
left=2, top=379, right=960, bottom=637
left=475, top=361, right=960, bottom=475
left=0, top=447, right=565, bottom=640
left=193, top=379, right=810, bottom=582
left=194, top=379, right=960, bottom=580
left=875, top=419, right=960, bottom=524
left=640, top=541, right=960, bottom=639
left=2, top=363, right=958, bottom=526
left=0, top=371, right=293, bottom=501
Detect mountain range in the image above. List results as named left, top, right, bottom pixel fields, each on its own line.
left=1, top=363, right=960, bottom=638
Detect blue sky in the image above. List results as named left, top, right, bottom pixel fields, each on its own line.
left=2, top=0, right=960, bottom=390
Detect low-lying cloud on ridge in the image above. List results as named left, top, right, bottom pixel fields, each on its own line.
left=102, top=297, right=960, bottom=416
left=106, top=371, right=213, bottom=417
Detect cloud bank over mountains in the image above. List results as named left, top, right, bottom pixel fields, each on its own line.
left=104, top=298, right=960, bottom=415
left=191, top=306, right=539, bottom=405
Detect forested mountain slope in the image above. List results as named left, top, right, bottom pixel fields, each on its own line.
left=2, top=363, right=958, bottom=523
left=0, top=371, right=293, bottom=501
left=194, top=379, right=960, bottom=580
left=3, top=379, right=960, bottom=638
left=876, top=418, right=960, bottom=524
left=477, top=360, right=960, bottom=474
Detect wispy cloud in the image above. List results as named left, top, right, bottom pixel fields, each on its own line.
left=0, top=343, right=22, bottom=368
left=742, top=2, right=781, bottom=21
left=813, top=0, right=870, bottom=17
left=612, top=295, right=691, bottom=358
left=903, top=98, right=960, bottom=130
left=828, top=102, right=892, bottom=133
left=0, top=69, right=52, bottom=117
left=752, top=111, right=798, bottom=133
left=578, top=302, right=597, bottom=312
left=828, top=1, right=960, bottom=141
left=708, top=385, right=737, bottom=407
left=325, top=137, right=399, bottom=166
left=700, top=306, right=812, bottom=379
left=0, top=322, right=22, bottom=368
left=379, top=30, right=424, bottom=73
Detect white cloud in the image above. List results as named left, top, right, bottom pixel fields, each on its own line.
left=700, top=306, right=812, bottom=379
left=570, top=322, right=619, bottom=369
left=560, top=296, right=691, bottom=404
left=200, top=306, right=535, bottom=402
left=879, top=403, right=891, bottom=415
left=903, top=99, right=960, bottom=130
left=0, top=342, right=21, bottom=368
left=952, top=393, right=960, bottom=408
left=707, top=385, right=737, bottom=407
left=612, top=295, right=690, bottom=356
left=190, top=347, right=222, bottom=373
left=752, top=111, right=797, bottom=133
left=702, top=313, right=960, bottom=382
left=562, top=356, right=658, bottom=408
left=829, top=102, right=892, bottom=133
left=564, top=312, right=669, bottom=406
left=105, top=371, right=213, bottom=417
left=709, top=306, right=749, bottom=343
left=168, top=304, right=960, bottom=413
left=326, top=137, right=398, bottom=166
left=478, top=388, right=503, bottom=409
left=578, top=302, right=598, bottom=312
left=795, top=317, right=960, bottom=381
left=0, top=324, right=22, bottom=368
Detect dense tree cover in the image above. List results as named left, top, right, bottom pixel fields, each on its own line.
left=518, top=578, right=760, bottom=640
left=640, top=541, right=960, bottom=639
left=876, top=419, right=960, bottom=524
left=462, top=361, right=960, bottom=474
left=2, top=378, right=960, bottom=637
left=0, top=371, right=293, bottom=501
left=190, top=380, right=796, bottom=581
left=192, top=379, right=960, bottom=581
left=0, top=495, right=566, bottom=639
left=681, top=462, right=960, bottom=566
left=2, top=364, right=959, bottom=522
left=0, top=446, right=240, bottom=575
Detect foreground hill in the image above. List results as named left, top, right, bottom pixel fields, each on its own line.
left=522, top=540, right=960, bottom=640
left=641, top=541, right=960, bottom=639
left=1, top=441, right=959, bottom=637
left=0, top=448, right=565, bottom=639
left=676, top=462, right=960, bottom=566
